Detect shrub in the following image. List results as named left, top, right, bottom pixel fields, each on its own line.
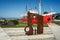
left=10, top=20, right=19, bottom=25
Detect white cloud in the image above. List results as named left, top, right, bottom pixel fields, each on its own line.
left=16, top=11, right=27, bottom=18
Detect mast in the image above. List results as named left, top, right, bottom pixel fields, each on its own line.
left=39, top=0, right=41, bottom=15
left=26, top=4, right=27, bottom=12
left=50, top=7, right=53, bottom=12
left=24, top=3, right=28, bottom=16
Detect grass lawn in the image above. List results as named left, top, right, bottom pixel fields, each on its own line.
left=1, top=23, right=48, bottom=28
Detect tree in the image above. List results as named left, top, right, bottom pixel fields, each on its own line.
left=43, top=12, right=48, bottom=14
left=10, top=20, right=19, bottom=25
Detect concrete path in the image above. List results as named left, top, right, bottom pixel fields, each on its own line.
left=48, top=23, right=60, bottom=40
left=0, top=27, right=56, bottom=40
left=3, top=27, right=52, bottom=36
left=11, top=34, right=55, bottom=40
left=0, top=27, right=12, bottom=40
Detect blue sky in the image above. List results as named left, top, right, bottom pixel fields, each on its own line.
left=42, top=0, right=60, bottom=13
left=0, top=0, right=39, bottom=18
left=0, top=0, right=60, bottom=18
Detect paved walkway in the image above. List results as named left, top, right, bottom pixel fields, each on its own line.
left=0, top=27, right=55, bottom=40
left=0, top=27, right=11, bottom=40
left=3, top=27, right=52, bottom=36
left=48, top=23, right=60, bottom=40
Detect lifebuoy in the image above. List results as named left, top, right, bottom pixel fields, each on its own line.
left=24, top=26, right=30, bottom=33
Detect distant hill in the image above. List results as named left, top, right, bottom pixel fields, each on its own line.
left=0, top=17, right=20, bottom=20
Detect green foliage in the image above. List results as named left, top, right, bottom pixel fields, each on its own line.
left=1, top=20, right=48, bottom=28
left=43, top=12, right=48, bottom=14
left=10, top=20, right=19, bottom=25
left=0, top=21, right=3, bottom=23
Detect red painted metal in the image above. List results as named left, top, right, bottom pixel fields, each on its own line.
left=22, top=14, right=52, bottom=24
left=43, top=15, right=52, bottom=24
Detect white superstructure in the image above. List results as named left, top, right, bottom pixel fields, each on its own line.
left=29, top=10, right=38, bottom=14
